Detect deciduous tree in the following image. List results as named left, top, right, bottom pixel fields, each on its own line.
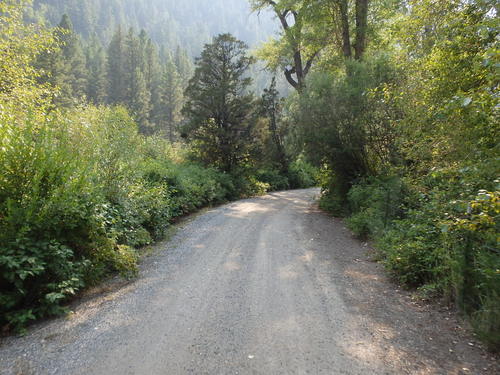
left=251, top=0, right=323, bottom=92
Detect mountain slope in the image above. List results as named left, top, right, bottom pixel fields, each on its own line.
left=31, top=0, right=277, bottom=56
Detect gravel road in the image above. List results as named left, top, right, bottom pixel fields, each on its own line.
left=0, top=189, right=497, bottom=375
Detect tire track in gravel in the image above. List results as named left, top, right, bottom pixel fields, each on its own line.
left=0, top=189, right=497, bottom=375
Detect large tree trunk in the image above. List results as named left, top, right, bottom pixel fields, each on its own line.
left=354, top=0, right=369, bottom=60
left=338, top=0, right=352, bottom=58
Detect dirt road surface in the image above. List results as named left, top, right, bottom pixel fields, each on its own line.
left=0, top=189, right=497, bottom=374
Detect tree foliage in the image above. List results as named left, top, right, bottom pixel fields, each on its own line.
left=251, top=0, right=373, bottom=90
left=0, top=0, right=53, bottom=106
left=182, top=34, right=257, bottom=173
left=251, top=0, right=324, bottom=91
left=279, top=0, right=499, bottom=349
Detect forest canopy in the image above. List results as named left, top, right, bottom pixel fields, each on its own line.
left=29, top=0, right=278, bottom=56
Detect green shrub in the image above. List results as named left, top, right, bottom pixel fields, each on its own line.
left=377, top=215, right=446, bottom=287
left=255, top=168, right=290, bottom=191
left=0, top=239, right=89, bottom=331
left=346, top=209, right=377, bottom=239
left=318, top=167, right=350, bottom=217
left=373, top=165, right=499, bottom=350
left=0, top=104, right=236, bottom=331
left=346, top=176, right=403, bottom=238
left=0, top=106, right=99, bottom=330
left=443, top=190, right=499, bottom=350
left=233, top=174, right=270, bottom=197
left=253, top=156, right=318, bottom=193
left=288, top=156, right=319, bottom=189
left=319, top=160, right=499, bottom=349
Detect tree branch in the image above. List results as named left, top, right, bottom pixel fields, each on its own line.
left=277, top=11, right=290, bottom=30
left=284, top=68, right=299, bottom=89
left=303, top=50, right=320, bottom=77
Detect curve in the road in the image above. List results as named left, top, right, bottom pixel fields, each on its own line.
left=0, top=189, right=495, bottom=375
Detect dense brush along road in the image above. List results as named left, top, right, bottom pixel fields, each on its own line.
left=0, top=189, right=497, bottom=374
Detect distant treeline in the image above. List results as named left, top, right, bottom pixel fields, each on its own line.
left=28, top=0, right=277, bottom=56
left=35, top=14, right=192, bottom=138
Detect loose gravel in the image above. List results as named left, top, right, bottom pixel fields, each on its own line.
left=0, top=189, right=497, bottom=374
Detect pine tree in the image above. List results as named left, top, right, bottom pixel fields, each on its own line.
left=174, top=46, right=193, bottom=83
left=107, top=26, right=126, bottom=104
left=34, top=33, right=67, bottom=102
left=85, top=34, right=107, bottom=104
left=160, top=55, right=183, bottom=141
left=57, top=14, right=87, bottom=104
left=182, top=33, right=256, bottom=172
left=35, top=14, right=88, bottom=107
left=130, top=67, right=152, bottom=134
left=143, top=36, right=163, bottom=131
left=135, top=29, right=149, bottom=75
left=124, top=28, right=151, bottom=133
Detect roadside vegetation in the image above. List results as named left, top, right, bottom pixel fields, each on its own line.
left=0, top=1, right=316, bottom=332
left=252, top=0, right=498, bottom=350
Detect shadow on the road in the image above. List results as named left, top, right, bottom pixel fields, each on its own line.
left=2, top=188, right=494, bottom=375
left=302, top=203, right=494, bottom=375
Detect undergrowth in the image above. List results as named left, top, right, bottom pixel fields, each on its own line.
left=319, top=162, right=499, bottom=351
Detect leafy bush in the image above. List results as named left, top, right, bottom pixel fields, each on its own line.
left=443, top=190, right=499, bottom=349
left=288, top=156, right=319, bottom=189
left=346, top=176, right=403, bottom=238
left=0, top=104, right=235, bottom=331
left=0, top=105, right=100, bottom=330
left=254, top=156, right=318, bottom=192
left=322, top=157, right=500, bottom=350
left=378, top=214, right=446, bottom=287
left=230, top=173, right=270, bottom=198
left=294, top=56, right=399, bottom=203
left=318, top=167, right=350, bottom=217
left=255, top=168, right=290, bottom=191
left=374, top=165, right=499, bottom=350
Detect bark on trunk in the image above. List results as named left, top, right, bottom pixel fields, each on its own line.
left=354, top=0, right=369, bottom=60
left=338, top=0, right=352, bottom=58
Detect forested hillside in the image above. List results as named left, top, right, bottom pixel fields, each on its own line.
left=29, top=0, right=277, bottom=55
left=0, top=0, right=498, bottom=354
left=22, top=0, right=283, bottom=137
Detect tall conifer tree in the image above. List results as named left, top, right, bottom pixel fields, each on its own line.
left=85, top=34, right=107, bottom=104
left=58, top=14, right=87, bottom=102
left=182, top=34, right=256, bottom=172
left=124, top=28, right=151, bottom=133
left=144, top=36, right=163, bottom=131
left=35, top=14, right=88, bottom=107
left=107, top=26, right=126, bottom=104
left=161, top=55, right=183, bottom=141
left=174, top=46, right=193, bottom=83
